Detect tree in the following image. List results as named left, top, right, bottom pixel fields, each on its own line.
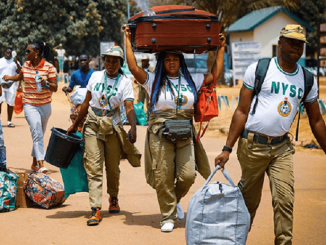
left=0, top=0, right=140, bottom=59
left=292, top=1, right=326, bottom=54
left=150, top=0, right=299, bottom=33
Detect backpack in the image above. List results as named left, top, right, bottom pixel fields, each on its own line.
left=251, top=58, right=314, bottom=140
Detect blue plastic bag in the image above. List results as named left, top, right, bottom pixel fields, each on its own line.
left=134, top=102, right=147, bottom=126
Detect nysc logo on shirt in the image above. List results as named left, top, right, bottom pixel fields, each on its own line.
left=167, top=83, right=194, bottom=93
left=174, top=95, right=188, bottom=106
left=93, top=83, right=118, bottom=96
left=271, top=81, right=303, bottom=99
left=278, top=97, right=292, bottom=117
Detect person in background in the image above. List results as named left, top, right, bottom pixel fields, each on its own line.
left=141, top=55, right=154, bottom=72
left=215, top=24, right=326, bottom=245
left=67, top=46, right=140, bottom=226
left=53, top=43, right=65, bottom=74
left=0, top=47, right=22, bottom=127
left=3, top=41, right=58, bottom=174
left=125, top=25, right=226, bottom=232
left=0, top=84, right=7, bottom=172
left=62, top=54, right=94, bottom=93
left=133, top=55, right=153, bottom=118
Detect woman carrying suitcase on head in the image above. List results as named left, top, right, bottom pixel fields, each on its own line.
left=67, top=46, right=141, bottom=226
left=125, top=26, right=225, bottom=232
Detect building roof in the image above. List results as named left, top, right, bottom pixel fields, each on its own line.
left=227, top=6, right=313, bottom=33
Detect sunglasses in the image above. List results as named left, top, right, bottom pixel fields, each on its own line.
left=25, top=49, right=32, bottom=54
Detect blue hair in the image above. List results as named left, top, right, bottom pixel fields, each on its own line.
left=150, top=52, right=197, bottom=113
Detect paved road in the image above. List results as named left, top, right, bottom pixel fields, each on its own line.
left=1, top=88, right=325, bottom=245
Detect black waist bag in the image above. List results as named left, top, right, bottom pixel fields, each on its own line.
left=161, top=119, right=192, bottom=142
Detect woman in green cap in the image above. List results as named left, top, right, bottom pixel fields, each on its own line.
left=67, top=46, right=140, bottom=226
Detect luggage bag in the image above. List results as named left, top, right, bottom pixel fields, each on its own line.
left=186, top=166, right=250, bottom=245
left=128, top=5, right=220, bottom=54
left=24, top=172, right=66, bottom=209
left=0, top=169, right=19, bottom=212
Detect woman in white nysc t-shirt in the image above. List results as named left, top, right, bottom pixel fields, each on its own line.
left=67, top=46, right=140, bottom=226
left=125, top=26, right=226, bottom=232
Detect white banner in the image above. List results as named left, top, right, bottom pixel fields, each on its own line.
left=100, top=42, right=115, bottom=56
left=231, top=42, right=261, bottom=86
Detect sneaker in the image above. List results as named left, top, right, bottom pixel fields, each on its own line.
left=7, top=121, right=15, bottom=128
left=161, top=222, right=174, bottom=232
left=87, top=207, right=102, bottom=226
left=177, top=203, right=184, bottom=220
left=109, top=196, right=120, bottom=213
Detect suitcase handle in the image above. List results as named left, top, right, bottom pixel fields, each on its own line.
left=156, top=8, right=196, bottom=15
left=204, top=165, right=236, bottom=187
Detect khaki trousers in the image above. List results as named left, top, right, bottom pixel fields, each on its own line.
left=149, top=132, right=196, bottom=225
left=84, top=124, right=121, bottom=208
left=237, top=133, right=295, bottom=245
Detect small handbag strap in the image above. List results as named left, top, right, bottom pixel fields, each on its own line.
left=195, top=74, right=208, bottom=141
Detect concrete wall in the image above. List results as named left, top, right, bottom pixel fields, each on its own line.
left=254, top=12, right=307, bottom=59
left=229, top=31, right=254, bottom=43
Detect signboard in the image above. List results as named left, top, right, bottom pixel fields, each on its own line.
left=320, top=36, right=326, bottom=44
left=320, top=48, right=326, bottom=56
left=320, top=59, right=326, bottom=68
left=231, top=42, right=261, bottom=85
left=321, top=23, right=326, bottom=32
left=100, top=42, right=115, bottom=56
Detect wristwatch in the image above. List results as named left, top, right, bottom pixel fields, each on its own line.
left=222, top=145, right=232, bottom=153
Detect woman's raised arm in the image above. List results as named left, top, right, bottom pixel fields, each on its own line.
left=205, top=33, right=226, bottom=85
left=124, top=25, right=148, bottom=84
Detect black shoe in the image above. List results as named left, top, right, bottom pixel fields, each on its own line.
left=109, top=196, right=120, bottom=213
left=0, top=167, right=7, bottom=172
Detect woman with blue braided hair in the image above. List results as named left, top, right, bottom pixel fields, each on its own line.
left=125, top=26, right=225, bottom=232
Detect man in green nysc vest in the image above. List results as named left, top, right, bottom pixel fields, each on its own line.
left=215, top=24, right=326, bottom=245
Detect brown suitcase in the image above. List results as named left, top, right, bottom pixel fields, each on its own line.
left=128, top=5, right=220, bottom=54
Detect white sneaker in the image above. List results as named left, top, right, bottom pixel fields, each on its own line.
left=177, top=203, right=184, bottom=220
left=161, top=222, right=174, bottom=232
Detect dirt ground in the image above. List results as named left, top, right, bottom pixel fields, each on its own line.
left=0, top=81, right=326, bottom=245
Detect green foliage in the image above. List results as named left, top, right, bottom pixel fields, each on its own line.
left=150, top=0, right=299, bottom=32
left=0, top=0, right=140, bottom=59
left=291, top=1, right=326, bottom=51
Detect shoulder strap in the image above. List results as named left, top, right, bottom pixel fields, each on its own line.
left=301, top=67, right=314, bottom=103
left=251, top=58, right=272, bottom=115
left=295, top=67, right=314, bottom=141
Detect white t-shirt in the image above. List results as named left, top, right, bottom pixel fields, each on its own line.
left=243, top=57, right=318, bottom=136
left=86, top=70, right=134, bottom=110
left=0, top=57, right=18, bottom=91
left=55, top=49, right=65, bottom=57
left=142, top=72, right=204, bottom=112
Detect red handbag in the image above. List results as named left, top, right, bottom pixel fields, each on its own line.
left=194, top=73, right=218, bottom=141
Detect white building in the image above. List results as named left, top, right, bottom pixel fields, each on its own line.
left=227, top=6, right=313, bottom=67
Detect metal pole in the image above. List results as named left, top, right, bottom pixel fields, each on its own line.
left=124, top=0, right=130, bottom=65
left=317, top=22, right=320, bottom=99
left=127, top=0, right=130, bottom=19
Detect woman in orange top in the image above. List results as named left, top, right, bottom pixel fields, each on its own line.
left=3, top=41, right=58, bottom=173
